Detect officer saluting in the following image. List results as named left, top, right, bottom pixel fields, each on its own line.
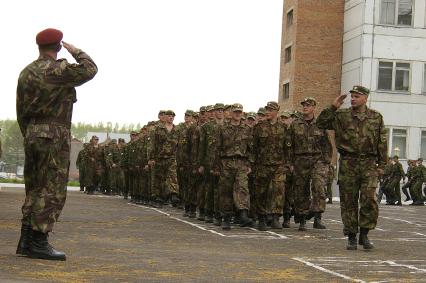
left=16, top=28, right=97, bottom=260
left=316, top=86, right=388, bottom=250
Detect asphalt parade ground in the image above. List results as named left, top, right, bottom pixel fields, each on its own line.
left=1, top=185, right=426, bottom=282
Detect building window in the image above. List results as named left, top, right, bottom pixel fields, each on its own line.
left=421, top=131, right=426, bottom=158
left=390, top=128, right=407, bottom=158
left=285, top=46, right=292, bottom=63
left=380, top=0, right=413, bottom=26
left=378, top=61, right=410, bottom=92
left=287, top=9, right=293, bottom=27
left=283, top=83, right=290, bottom=99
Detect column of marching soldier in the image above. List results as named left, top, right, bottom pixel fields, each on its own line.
left=76, top=99, right=426, bottom=233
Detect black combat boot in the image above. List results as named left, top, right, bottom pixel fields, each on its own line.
left=213, top=213, right=222, bottom=226
left=298, top=215, right=307, bottom=231
left=28, top=230, right=66, bottom=261
left=170, top=194, right=180, bottom=207
left=188, top=206, right=196, bottom=218
left=282, top=213, right=291, bottom=228
left=327, top=198, right=333, bottom=204
left=346, top=233, right=357, bottom=250
left=359, top=228, right=374, bottom=250
left=239, top=209, right=253, bottom=227
left=205, top=213, right=214, bottom=223
left=197, top=209, right=205, bottom=221
left=271, top=214, right=282, bottom=230
left=16, top=224, right=32, bottom=255
left=79, top=186, right=84, bottom=192
left=313, top=213, right=326, bottom=229
left=257, top=215, right=268, bottom=231
left=222, top=216, right=231, bottom=230
left=266, top=214, right=273, bottom=227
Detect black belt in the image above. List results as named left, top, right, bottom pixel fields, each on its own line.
left=340, top=152, right=376, bottom=160
left=30, top=117, right=71, bottom=128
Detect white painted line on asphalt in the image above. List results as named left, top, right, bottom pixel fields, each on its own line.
left=129, top=203, right=289, bottom=240
left=379, top=216, right=424, bottom=227
left=292, top=257, right=368, bottom=283
left=381, top=260, right=426, bottom=273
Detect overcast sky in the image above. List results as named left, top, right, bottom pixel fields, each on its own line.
left=1, top=0, right=284, bottom=124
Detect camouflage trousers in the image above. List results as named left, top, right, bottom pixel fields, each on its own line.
left=410, top=179, right=424, bottom=202
left=386, top=177, right=402, bottom=203
left=177, top=165, right=192, bottom=206
left=186, top=171, right=198, bottom=210
left=293, top=157, right=328, bottom=216
left=78, top=168, right=86, bottom=188
left=255, top=164, right=286, bottom=216
left=152, top=158, right=179, bottom=201
left=109, top=166, right=124, bottom=194
left=127, top=168, right=137, bottom=198
left=218, top=158, right=250, bottom=216
left=21, top=124, right=70, bottom=233
left=326, top=179, right=333, bottom=200
left=283, top=173, right=294, bottom=217
left=138, top=169, right=149, bottom=200
left=338, top=158, right=379, bottom=235
left=205, top=172, right=220, bottom=217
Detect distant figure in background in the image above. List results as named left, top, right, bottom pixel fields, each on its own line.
left=16, top=28, right=97, bottom=260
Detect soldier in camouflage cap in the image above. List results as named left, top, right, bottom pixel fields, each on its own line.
left=257, top=107, right=267, bottom=122
left=288, top=97, right=331, bottom=231
left=216, top=103, right=253, bottom=230
left=245, top=112, right=257, bottom=128
left=16, top=29, right=97, bottom=260
left=317, top=85, right=387, bottom=250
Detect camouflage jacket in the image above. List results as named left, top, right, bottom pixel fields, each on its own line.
left=150, top=123, right=178, bottom=160
left=16, top=51, right=97, bottom=136
left=76, top=148, right=87, bottom=170
left=134, top=135, right=148, bottom=169
left=106, top=144, right=122, bottom=168
left=177, top=122, right=194, bottom=167
left=253, top=120, right=290, bottom=166
left=198, top=120, right=222, bottom=169
left=390, top=161, right=405, bottom=180
left=190, top=123, right=203, bottom=169
left=316, top=106, right=388, bottom=168
left=216, top=121, right=253, bottom=164
left=288, top=117, right=331, bottom=163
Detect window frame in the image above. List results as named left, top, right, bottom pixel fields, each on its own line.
left=282, top=82, right=290, bottom=100
left=284, top=45, right=292, bottom=63
left=420, top=129, right=426, bottom=159
left=377, top=60, right=411, bottom=93
left=387, top=127, right=408, bottom=159
left=287, top=9, right=294, bottom=27
left=379, top=0, right=414, bottom=27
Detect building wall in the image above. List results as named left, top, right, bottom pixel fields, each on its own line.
left=342, top=0, right=426, bottom=165
left=278, top=0, right=345, bottom=114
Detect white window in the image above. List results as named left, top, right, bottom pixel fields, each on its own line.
left=388, top=128, right=407, bottom=159
left=378, top=61, right=410, bottom=92
left=380, top=0, right=413, bottom=26
left=421, top=131, right=426, bottom=158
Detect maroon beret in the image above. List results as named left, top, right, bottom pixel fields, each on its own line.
left=36, top=28, right=63, bottom=46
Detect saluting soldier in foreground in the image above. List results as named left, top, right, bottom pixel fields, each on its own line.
left=316, top=86, right=388, bottom=250
left=16, top=28, right=97, bottom=260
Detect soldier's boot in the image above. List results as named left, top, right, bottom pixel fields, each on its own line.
left=233, top=212, right=241, bottom=225
left=188, top=206, right=196, bottom=218
left=298, top=216, right=307, bottom=231
left=294, top=213, right=300, bottom=224
left=266, top=214, right=273, bottom=227
left=239, top=209, right=253, bottom=227
left=170, top=194, right=180, bottom=207
left=257, top=215, right=268, bottom=231
left=79, top=186, right=84, bottom=192
left=222, top=216, right=231, bottom=230
left=205, top=212, right=214, bottom=223
left=183, top=205, right=189, bottom=217
left=282, top=213, right=291, bottom=228
left=197, top=209, right=205, bottom=221
left=28, top=230, right=66, bottom=261
left=359, top=228, right=374, bottom=250
left=313, top=213, right=326, bottom=229
left=271, top=214, right=282, bottom=230
left=16, top=224, right=32, bottom=255
left=327, top=198, right=333, bottom=204
left=346, top=233, right=357, bottom=250
left=213, top=213, right=222, bottom=226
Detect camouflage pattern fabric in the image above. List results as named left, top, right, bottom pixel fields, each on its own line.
left=316, top=105, right=388, bottom=235
left=17, top=50, right=97, bottom=233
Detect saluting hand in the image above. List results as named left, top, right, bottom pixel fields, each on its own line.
left=332, top=94, right=348, bottom=109
left=62, top=41, right=78, bottom=55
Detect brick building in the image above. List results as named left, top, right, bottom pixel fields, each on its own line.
left=278, top=0, right=345, bottom=113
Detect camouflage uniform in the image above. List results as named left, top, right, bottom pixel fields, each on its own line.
left=316, top=99, right=388, bottom=236
left=76, top=144, right=89, bottom=191
left=177, top=118, right=195, bottom=212
left=106, top=140, right=124, bottom=195
left=216, top=110, right=253, bottom=218
left=17, top=49, right=97, bottom=233
left=386, top=159, right=405, bottom=204
left=253, top=115, right=290, bottom=221
left=149, top=119, right=179, bottom=203
left=410, top=163, right=426, bottom=204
